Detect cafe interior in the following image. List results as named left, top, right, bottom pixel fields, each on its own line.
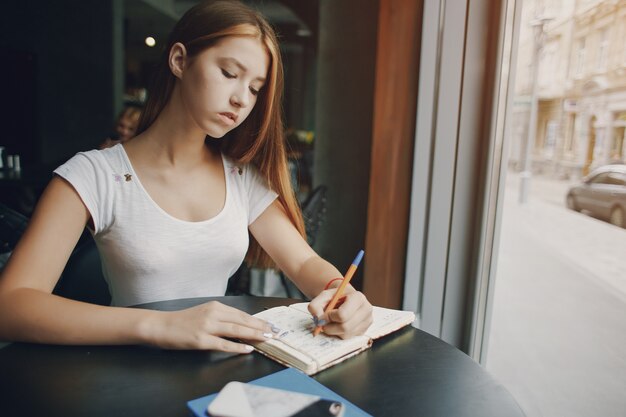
left=0, top=0, right=556, bottom=416
left=1, top=0, right=514, bottom=364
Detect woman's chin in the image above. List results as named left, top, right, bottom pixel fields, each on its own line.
left=205, top=128, right=229, bottom=139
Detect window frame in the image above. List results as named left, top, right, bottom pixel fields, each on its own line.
left=403, top=0, right=523, bottom=361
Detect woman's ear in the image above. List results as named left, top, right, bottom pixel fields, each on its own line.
left=169, top=42, right=187, bottom=79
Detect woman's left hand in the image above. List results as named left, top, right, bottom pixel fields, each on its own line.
left=308, top=287, right=374, bottom=339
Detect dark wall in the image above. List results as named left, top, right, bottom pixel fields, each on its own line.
left=0, top=0, right=123, bottom=168
left=313, top=0, right=378, bottom=288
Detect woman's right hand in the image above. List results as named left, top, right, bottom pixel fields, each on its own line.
left=146, top=301, right=277, bottom=353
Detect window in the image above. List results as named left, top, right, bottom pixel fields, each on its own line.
left=404, top=2, right=625, bottom=416
left=544, top=120, right=558, bottom=157
left=589, top=172, right=610, bottom=184
left=612, top=111, right=626, bottom=160
left=606, top=172, right=626, bottom=186
left=623, top=21, right=626, bottom=64
left=590, top=172, right=626, bottom=186
left=597, top=28, right=608, bottom=71
left=482, top=1, right=626, bottom=416
left=575, top=37, right=586, bottom=77
left=565, top=113, right=576, bottom=152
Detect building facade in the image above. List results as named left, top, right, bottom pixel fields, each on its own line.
left=510, top=0, right=626, bottom=178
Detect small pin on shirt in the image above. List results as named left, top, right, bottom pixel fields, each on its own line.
left=230, top=166, right=243, bottom=175
left=124, top=174, right=132, bottom=182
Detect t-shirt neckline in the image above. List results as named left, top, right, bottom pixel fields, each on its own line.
left=115, top=143, right=230, bottom=225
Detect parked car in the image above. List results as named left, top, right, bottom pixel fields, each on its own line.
left=566, top=164, right=626, bottom=228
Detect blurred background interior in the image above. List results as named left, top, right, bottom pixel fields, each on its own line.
left=0, top=0, right=320, bottom=212
left=0, top=0, right=384, bottom=293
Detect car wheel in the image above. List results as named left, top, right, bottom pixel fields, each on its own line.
left=609, top=206, right=625, bottom=228
left=566, top=194, right=580, bottom=212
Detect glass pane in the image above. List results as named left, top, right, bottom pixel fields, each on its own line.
left=486, top=1, right=626, bottom=416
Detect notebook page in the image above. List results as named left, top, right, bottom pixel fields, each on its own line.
left=289, top=303, right=415, bottom=340
left=255, top=306, right=369, bottom=366
left=364, top=307, right=416, bottom=339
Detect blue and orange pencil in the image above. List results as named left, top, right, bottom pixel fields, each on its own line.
left=313, top=249, right=365, bottom=337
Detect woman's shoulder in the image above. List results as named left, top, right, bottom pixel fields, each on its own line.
left=69, top=143, right=124, bottom=163
left=56, top=144, right=126, bottom=176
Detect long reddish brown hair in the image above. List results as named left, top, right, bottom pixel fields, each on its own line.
left=137, top=0, right=304, bottom=268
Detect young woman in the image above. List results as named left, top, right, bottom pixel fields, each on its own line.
left=0, top=0, right=373, bottom=353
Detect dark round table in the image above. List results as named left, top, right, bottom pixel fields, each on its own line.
left=0, top=296, right=524, bottom=417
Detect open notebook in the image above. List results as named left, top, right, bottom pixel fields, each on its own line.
left=253, top=303, right=416, bottom=375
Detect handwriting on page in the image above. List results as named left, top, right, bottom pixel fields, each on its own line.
left=257, top=307, right=366, bottom=361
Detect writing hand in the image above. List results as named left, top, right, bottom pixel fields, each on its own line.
left=147, top=301, right=276, bottom=353
left=308, top=288, right=373, bottom=339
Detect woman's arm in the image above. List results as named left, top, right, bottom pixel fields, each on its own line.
left=0, top=177, right=273, bottom=352
left=249, top=201, right=373, bottom=338
left=248, top=200, right=338, bottom=297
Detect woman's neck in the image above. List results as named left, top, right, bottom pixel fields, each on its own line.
left=127, top=99, right=216, bottom=169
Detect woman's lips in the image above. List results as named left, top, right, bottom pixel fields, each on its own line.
left=218, top=112, right=237, bottom=126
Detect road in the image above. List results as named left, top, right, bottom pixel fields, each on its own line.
left=485, top=171, right=626, bottom=417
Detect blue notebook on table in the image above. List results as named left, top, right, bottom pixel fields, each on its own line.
left=187, top=368, right=371, bottom=417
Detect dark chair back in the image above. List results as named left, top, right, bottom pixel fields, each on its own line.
left=301, top=185, right=328, bottom=247
left=0, top=203, right=110, bottom=304
left=0, top=203, right=29, bottom=271
left=0, top=203, right=28, bottom=255
left=275, top=185, right=328, bottom=299
left=54, top=237, right=111, bottom=306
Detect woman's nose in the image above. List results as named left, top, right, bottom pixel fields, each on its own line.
left=230, top=89, right=250, bottom=108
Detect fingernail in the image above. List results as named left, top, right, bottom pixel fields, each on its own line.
left=263, top=333, right=273, bottom=339
left=269, top=322, right=281, bottom=333
left=243, top=345, right=254, bottom=352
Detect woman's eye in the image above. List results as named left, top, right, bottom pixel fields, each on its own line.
left=221, top=68, right=236, bottom=79
left=249, top=87, right=259, bottom=96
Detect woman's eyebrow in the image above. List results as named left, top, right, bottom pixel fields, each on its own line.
left=220, top=57, right=266, bottom=82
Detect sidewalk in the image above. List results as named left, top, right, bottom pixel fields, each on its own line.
left=486, top=171, right=626, bottom=417
left=501, top=172, right=626, bottom=299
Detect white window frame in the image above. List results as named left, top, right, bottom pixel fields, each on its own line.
left=403, top=0, right=522, bottom=362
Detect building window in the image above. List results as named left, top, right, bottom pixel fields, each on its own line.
left=623, top=21, right=626, bottom=65
left=541, top=44, right=558, bottom=88
left=575, top=37, right=586, bottom=77
left=545, top=120, right=558, bottom=158
left=565, top=113, right=576, bottom=152
left=612, top=112, right=626, bottom=162
left=597, top=28, right=608, bottom=71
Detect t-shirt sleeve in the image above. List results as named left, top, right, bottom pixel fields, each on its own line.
left=244, top=164, right=278, bottom=225
left=53, top=152, right=114, bottom=234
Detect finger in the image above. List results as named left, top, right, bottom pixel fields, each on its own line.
left=207, top=302, right=273, bottom=333
left=326, top=292, right=367, bottom=324
left=213, top=322, right=275, bottom=342
left=333, top=296, right=347, bottom=309
left=200, top=335, right=256, bottom=354
left=307, top=289, right=335, bottom=319
left=323, top=301, right=373, bottom=338
left=323, top=317, right=368, bottom=338
left=309, top=284, right=359, bottom=320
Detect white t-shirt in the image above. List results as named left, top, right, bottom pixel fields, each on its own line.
left=54, top=144, right=277, bottom=307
